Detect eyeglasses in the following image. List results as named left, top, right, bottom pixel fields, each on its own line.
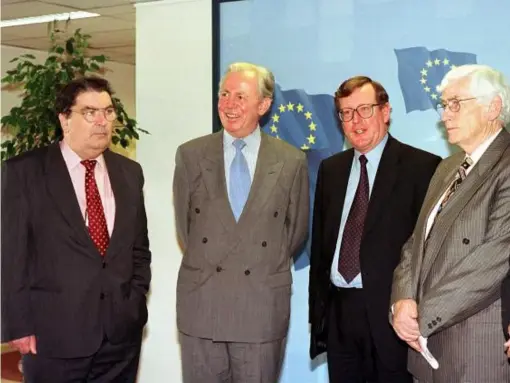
left=338, top=103, right=382, bottom=122
left=71, top=107, right=117, bottom=123
left=436, top=97, right=477, bottom=113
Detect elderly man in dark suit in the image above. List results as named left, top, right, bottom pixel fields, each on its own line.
left=309, top=76, right=441, bottom=382
left=1, top=76, right=151, bottom=382
left=392, top=64, right=510, bottom=382
left=173, top=62, right=309, bottom=383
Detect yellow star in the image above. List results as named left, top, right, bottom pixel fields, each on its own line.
left=309, top=122, right=317, bottom=131
left=304, top=111, right=312, bottom=120
left=307, top=134, right=316, bottom=144
left=430, top=93, right=438, bottom=100
left=297, top=103, right=304, bottom=112
left=301, top=144, right=310, bottom=150
left=426, top=60, right=433, bottom=67
left=424, top=86, right=431, bottom=93
left=287, top=102, right=295, bottom=111
left=434, top=58, right=441, bottom=66
left=443, top=58, right=450, bottom=65
left=270, top=125, right=278, bottom=133
left=420, top=78, right=427, bottom=85
left=421, top=69, right=428, bottom=77
left=271, top=114, right=280, bottom=123
left=278, top=104, right=286, bottom=113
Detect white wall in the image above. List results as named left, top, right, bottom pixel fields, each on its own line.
left=135, top=0, right=212, bottom=382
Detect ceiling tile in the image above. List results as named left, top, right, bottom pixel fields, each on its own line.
left=1, top=1, right=76, bottom=20
left=38, top=0, right=132, bottom=10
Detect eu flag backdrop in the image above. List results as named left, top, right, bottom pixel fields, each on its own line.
left=261, top=84, right=343, bottom=270
left=395, top=47, right=477, bottom=113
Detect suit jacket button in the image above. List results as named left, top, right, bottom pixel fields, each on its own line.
left=195, top=208, right=200, bottom=214
left=102, top=262, right=107, bottom=269
left=462, top=238, right=470, bottom=244
left=244, top=270, right=250, bottom=276
left=216, top=266, right=222, bottom=272
left=202, top=237, right=208, bottom=243
left=262, top=241, right=267, bottom=247
left=273, top=211, right=278, bottom=218
left=432, top=320, right=437, bottom=325
left=437, top=317, right=441, bottom=322
left=100, top=293, right=105, bottom=300
left=428, top=323, right=432, bottom=329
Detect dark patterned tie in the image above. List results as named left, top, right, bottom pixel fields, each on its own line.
left=338, top=155, right=369, bottom=283
left=437, top=157, right=473, bottom=215
left=426, top=156, right=473, bottom=242
left=81, top=160, right=110, bottom=256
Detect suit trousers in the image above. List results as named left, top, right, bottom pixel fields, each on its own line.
left=179, top=332, right=286, bottom=383
left=22, top=334, right=142, bottom=383
left=327, top=287, right=412, bottom=383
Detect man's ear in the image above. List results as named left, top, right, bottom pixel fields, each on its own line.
left=258, top=97, right=272, bottom=116
left=487, top=95, right=502, bottom=122
left=58, top=113, right=70, bottom=134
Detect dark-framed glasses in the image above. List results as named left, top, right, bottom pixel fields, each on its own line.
left=338, top=103, right=381, bottom=122
left=71, top=107, right=117, bottom=123
left=436, top=97, right=477, bottom=113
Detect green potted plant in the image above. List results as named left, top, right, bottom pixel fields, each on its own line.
left=1, top=28, right=147, bottom=161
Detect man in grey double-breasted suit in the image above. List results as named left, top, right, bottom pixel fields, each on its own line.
left=173, top=62, right=309, bottom=383
left=391, top=64, right=510, bottom=382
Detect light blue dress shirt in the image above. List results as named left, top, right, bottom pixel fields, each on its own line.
left=330, top=134, right=389, bottom=288
left=223, top=128, right=261, bottom=200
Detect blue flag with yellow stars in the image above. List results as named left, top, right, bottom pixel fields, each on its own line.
left=394, top=47, right=477, bottom=113
left=261, top=84, right=343, bottom=269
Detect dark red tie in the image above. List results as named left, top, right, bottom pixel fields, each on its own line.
left=81, top=160, right=109, bottom=256
left=338, top=155, right=369, bottom=283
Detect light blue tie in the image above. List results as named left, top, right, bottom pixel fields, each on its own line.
left=229, top=139, right=251, bottom=221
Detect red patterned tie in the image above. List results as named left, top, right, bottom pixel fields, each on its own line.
left=338, top=155, right=369, bottom=283
left=81, top=160, right=109, bottom=256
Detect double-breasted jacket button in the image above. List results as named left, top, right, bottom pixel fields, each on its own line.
left=244, top=270, right=250, bottom=276
left=216, top=266, right=222, bottom=272
left=202, top=237, right=208, bottom=243
left=262, top=241, right=267, bottom=247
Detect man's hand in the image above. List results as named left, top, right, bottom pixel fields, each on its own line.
left=392, top=299, right=422, bottom=351
left=8, top=335, right=37, bottom=355
left=505, top=325, right=510, bottom=358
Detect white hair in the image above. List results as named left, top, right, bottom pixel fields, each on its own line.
left=438, top=64, right=510, bottom=126
left=219, top=62, right=275, bottom=99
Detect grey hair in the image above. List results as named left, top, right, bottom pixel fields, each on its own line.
left=438, top=64, right=510, bottom=126
left=219, top=62, right=275, bottom=99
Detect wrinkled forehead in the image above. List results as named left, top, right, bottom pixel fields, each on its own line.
left=74, top=91, right=113, bottom=108
left=441, top=77, right=472, bottom=100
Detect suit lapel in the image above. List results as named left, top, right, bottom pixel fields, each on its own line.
left=236, top=134, right=284, bottom=231
left=199, top=132, right=237, bottom=231
left=363, top=136, right=399, bottom=235
left=325, top=150, right=353, bottom=264
left=103, top=150, right=134, bottom=259
left=420, top=129, right=510, bottom=279
left=45, top=142, right=91, bottom=248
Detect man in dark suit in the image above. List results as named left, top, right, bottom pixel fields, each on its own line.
left=309, top=76, right=441, bottom=382
left=173, top=62, right=309, bottom=382
left=1, top=77, right=151, bottom=382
